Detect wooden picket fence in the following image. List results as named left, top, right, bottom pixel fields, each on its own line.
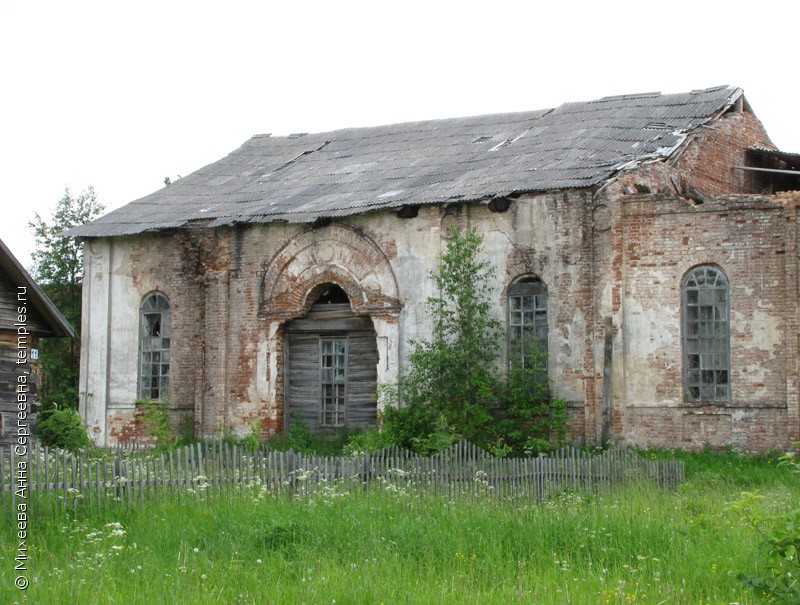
left=0, top=440, right=684, bottom=516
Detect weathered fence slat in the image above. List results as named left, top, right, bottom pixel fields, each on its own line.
left=0, top=441, right=684, bottom=515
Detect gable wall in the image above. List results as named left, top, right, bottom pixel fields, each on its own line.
left=677, top=108, right=775, bottom=195
left=608, top=108, right=775, bottom=199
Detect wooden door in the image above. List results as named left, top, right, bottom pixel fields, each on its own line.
left=285, top=306, right=378, bottom=431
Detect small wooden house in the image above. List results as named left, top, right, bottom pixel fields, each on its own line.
left=0, top=239, right=74, bottom=445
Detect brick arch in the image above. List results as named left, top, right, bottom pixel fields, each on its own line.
left=259, top=223, right=400, bottom=322
left=283, top=268, right=370, bottom=320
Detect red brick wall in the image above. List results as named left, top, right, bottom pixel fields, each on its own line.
left=677, top=107, right=775, bottom=195
left=615, top=192, right=799, bottom=451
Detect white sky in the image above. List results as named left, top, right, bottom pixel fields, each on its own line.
left=2, top=1, right=799, bottom=270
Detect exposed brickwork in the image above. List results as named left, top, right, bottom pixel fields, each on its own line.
left=610, top=107, right=775, bottom=199
left=84, top=118, right=800, bottom=452
left=616, top=192, right=799, bottom=450
left=678, top=108, right=775, bottom=195
left=260, top=223, right=401, bottom=321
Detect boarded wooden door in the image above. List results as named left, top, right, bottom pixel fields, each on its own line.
left=285, top=304, right=378, bottom=431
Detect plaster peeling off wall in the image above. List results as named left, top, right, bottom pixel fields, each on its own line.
left=622, top=275, right=681, bottom=406
left=730, top=308, right=783, bottom=400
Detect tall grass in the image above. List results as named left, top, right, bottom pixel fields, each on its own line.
left=1, top=449, right=795, bottom=604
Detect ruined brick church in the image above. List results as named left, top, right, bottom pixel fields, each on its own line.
left=69, top=86, right=800, bottom=451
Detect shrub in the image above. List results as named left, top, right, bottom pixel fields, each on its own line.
left=380, top=403, right=458, bottom=456
left=36, top=405, right=92, bottom=451
left=263, top=422, right=356, bottom=456
left=220, top=421, right=262, bottom=450
left=499, top=345, right=568, bottom=456
left=729, top=443, right=800, bottom=601
left=343, top=426, right=394, bottom=456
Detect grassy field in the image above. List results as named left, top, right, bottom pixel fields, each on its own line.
left=1, top=448, right=796, bottom=604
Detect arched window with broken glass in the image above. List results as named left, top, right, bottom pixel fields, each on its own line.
left=682, top=266, right=730, bottom=402
left=139, top=292, right=171, bottom=401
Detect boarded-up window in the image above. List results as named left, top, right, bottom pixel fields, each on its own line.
left=508, top=278, right=548, bottom=369
left=139, top=292, right=170, bottom=401
left=683, top=266, right=730, bottom=402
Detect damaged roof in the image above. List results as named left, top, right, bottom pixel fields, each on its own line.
left=69, top=85, right=745, bottom=237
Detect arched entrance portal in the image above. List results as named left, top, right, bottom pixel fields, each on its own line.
left=284, top=285, right=378, bottom=431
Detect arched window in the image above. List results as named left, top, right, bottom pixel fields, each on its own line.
left=507, top=277, right=548, bottom=369
left=682, top=266, right=730, bottom=402
left=139, top=292, right=171, bottom=401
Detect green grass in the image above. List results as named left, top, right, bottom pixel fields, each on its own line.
left=1, top=449, right=796, bottom=604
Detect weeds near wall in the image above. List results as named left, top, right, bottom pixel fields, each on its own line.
left=136, top=398, right=175, bottom=450
left=729, top=443, right=800, bottom=602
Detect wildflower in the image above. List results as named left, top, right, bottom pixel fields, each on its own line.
left=193, top=547, right=200, bottom=553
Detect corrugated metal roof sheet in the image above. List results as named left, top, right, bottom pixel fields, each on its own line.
left=68, top=86, right=744, bottom=237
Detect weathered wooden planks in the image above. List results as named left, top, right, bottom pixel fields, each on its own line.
left=0, top=440, right=685, bottom=516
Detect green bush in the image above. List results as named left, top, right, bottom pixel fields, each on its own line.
left=380, top=403, right=458, bottom=456
left=36, top=405, right=92, bottom=451
left=729, top=444, right=800, bottom=601
left=499, top=345, right=568, bottom=456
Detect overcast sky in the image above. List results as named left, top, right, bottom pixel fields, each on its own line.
left=2, top=1, right=799, bottom=270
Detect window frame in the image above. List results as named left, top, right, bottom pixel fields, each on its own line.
left=507, top=277, right=548, bottom=371
left=319, top=336, right=348, bottom=427
left=138, top=292, right=171, bottom=402
left=682, top=265, right=730, bottom=403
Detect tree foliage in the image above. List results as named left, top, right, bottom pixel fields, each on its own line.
left=28, top=186, right=104, bottom=409
left=400, top=228, right=502, bottom=446
left=383, top=228, right=567, bottom=456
